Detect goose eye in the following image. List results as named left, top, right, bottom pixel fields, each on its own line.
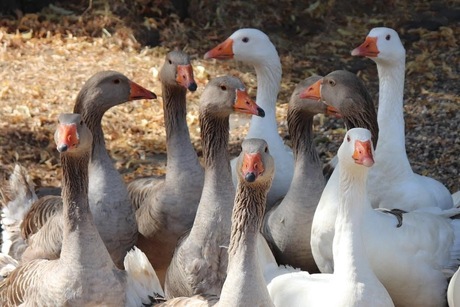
left=113, top=79, right=121, bottom=84
left=328, top=79, right=335, bottom=86
left=242, top=37, right=249, bottom=43
left=264, top=146, right=268, bottom=153
left=220, top=85, right=227, bottom=91
left=346, top=135, right=351, bottom=142
left=168, top=59, right=172, bottom=64
left=385, top=34, right=391, bottom=41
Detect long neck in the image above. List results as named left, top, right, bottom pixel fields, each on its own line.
left=189, top=111, right=233, bottom=240
left=247, top=58, right=282, bottom=142
left=162, top=84, right=202, bottom=178
left=284, top=108, right=324, bottom=208
left=219, top=180, right=273, bottom=306
left=376, top=57, right=408, bottom=158
left=74, top=102, right=110, bottom=164
left=333, top=162, right=375, bottom=282
left=60, top=152, right=112, bottom=266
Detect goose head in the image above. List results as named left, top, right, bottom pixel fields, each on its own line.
left=204, top=28, right=279, bottom=66
left=300, top=70, right=378, bottom=147
left=160, top=50, right=197, bottom=92
left=289, top=75, right=329, bottom=116
left=237, top=138, right=274, bottom=185
left=54, top=113, right=92, bottom=154
left=351, top=27, right=405, bottom=65
left=74, top=70, right=157, bottom=115
left=199, top=76, right=265, bottom=118
left=339, top=128, right=375, bottom=169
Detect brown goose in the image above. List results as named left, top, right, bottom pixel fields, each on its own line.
left=128, top=51, right=204, bottom=285
left=0, top=114, right=163, bottom=306
left=9, top=71, right=156, bottom=268
left=164, top=76, right=265, bottom=299
left=262, top=76, right=327, bottom=272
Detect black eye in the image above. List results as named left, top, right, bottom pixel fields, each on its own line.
left=113, top=79, right=120, bottom=84
left=80, top=120, right=84, bottom=125
left=242, top=37, right=249, bottom=43
left=347, top=135, right=351, bottom=142
left=385, top=34, right=391, bottom=41
left=264, top=146, right=268, bottom=153
left=328, top=79, right=336, bottom=86
left=220, top=85, right=227, bottom=91
left=168, top=59, right=172, bottom=64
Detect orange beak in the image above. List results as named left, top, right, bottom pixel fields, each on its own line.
left=129, top=81, right=157, bottom=100
left=242, top=152, right=264, bottom=183
left=352, top=140, right=374, bottom=167
left=351, top=36, right=379, bottom=57
left=56, top=123, right=78, bottom=153
left=299, top=79, right=321, bottom=100
left=234, top=89, right=265, bottom=117
left=326, top=105, right=342, bottom=118
left=176, top=64, right=197, bottom=92
left=203, top=38, right=234, bottom=60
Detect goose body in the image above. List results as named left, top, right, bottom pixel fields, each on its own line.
left=0, top=114, right=163, bottom=306
left=262, top=76, right=326, bottom=272
left=5, top=71, right=156, bottom=269
left=128, top=51, right=204, bottom=285
left=164, top=76, right=265, bottom=299
left=268, top=128, right=394, bottom=307
left=351, top=27, right=453, bottom=211
left=204, top=28, right=294, bottom=209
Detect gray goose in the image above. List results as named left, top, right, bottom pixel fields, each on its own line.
left=157, top=139, right=275, bottom=306
left=164, top=76, right=265, bottom=299
left=128, top=51, right=204, bottom=285
left=12, top=71, right=156, bottom=268
left=262, top=76, right=327, bottom=273
left=0, top=114, right=163, bottom=306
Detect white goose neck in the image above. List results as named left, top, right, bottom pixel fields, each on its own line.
left=246, top=59, right=282, bottom=139
left=333, top=164, right=375, bottom=282
left=376, top=57, right=407, bottom=157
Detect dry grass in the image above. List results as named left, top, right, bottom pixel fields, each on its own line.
left=0, top=0, right=458, bottom=194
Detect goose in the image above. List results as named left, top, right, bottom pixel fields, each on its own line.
left=304, top=70, right=378, bottom=273
left=267, top=128, right=394, bottom=307
left=262, top=76, right=326, bottom=272
left=204, top=28, right=293, bottom=209
left=449, top=266, right=460, bottom=307
left=156, top=139, right=276, bottom=306
left=164, top=76, right=265, bottom=299
left=303, top=70, right=460, bottom=306
left=2, top=71, right=156, bottom=269
left=127, top=51, right=204, bottom=285
left=0, top=113, right=163, bottom=306
left=351, top=27, right=453, bottom=210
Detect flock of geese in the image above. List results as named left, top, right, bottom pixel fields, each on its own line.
left=0, top=26, right=459, bottom=306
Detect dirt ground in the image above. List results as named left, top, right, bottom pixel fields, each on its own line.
left=0, top=0, right=458, bottom=194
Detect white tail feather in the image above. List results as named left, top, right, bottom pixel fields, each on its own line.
left=1, top=164, right=37, bottom=259
left=124, top=246, right=164, bottom=306
left=453, top=191, right=460, bottom=209
left=447, top=219, right=460, bottom=278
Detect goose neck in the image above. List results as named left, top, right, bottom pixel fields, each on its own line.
left=376, top=58, right=406, bottom=154
left=162, top=84, right=201, bottom=177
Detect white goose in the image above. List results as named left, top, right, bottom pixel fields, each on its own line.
left=303, top=70, right=460, bottom=306
left=351, top=27, right=453, bottom=211
left=267, top=128, right=394, bottom=307
left=204, top=28, right=294, bottom=209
